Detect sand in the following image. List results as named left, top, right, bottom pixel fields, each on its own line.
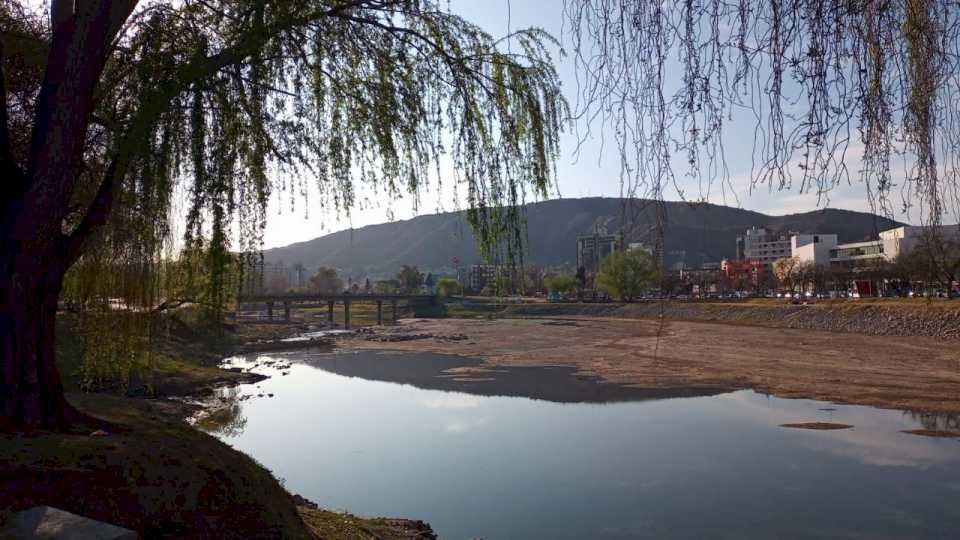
left=339, top=316, right=960, bottom=414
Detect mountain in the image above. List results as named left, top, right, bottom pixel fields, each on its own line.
left=262, top=197, right=905, bottom=278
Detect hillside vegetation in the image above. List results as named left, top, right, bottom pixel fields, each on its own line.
left=264, top=197, right=903, bottom=276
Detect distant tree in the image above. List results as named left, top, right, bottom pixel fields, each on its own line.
left=773, top=257, right=801, bottom=293
left=374, top=280, right=401, bottom=294
left=595, top=250, right=657, bottom=302
left=912, top=231, right=960, bottom=297
left=731, top=274, right=748, bottom=295
left=397, top=265, right=424, bottom=293
left=660, top=272, right=681, bottom=297
left=436, top=278, right=462, bottom=298
left=309, top=267, right=343, bottom=295
left=493, top=275, right=513, bottom=297
left=364, top=278, right=372, bottom=294
left=524, top=266, right=546, bottom=294
left=543, top=274, right=577, bottom=295
left=575, top=266, right=588, bottom=291
left=424, top=273, right=436, bottom=291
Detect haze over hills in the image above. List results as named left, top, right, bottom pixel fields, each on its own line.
left=262, top=197, right=904, bottom=279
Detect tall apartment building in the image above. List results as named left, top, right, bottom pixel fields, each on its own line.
left=577, top=233, right=619, bottom=273
left=464, top=264, right=500, bottom=292
left=736, top=226, right=796, bottom=265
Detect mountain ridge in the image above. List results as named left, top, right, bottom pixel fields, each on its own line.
left=262, top=197, right=905, bottom=278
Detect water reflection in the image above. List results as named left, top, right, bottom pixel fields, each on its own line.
left=194, top=386, right=248, bottom=437
left=204, top=351, right=960, bottom=539
left=909, top=410, right=960, bottom=432
left=692, top=392, right=960, bottom=468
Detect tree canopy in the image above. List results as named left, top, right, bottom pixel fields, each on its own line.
left=595, top=250, right=657, bottom=301
left=0, top=0, right=566, bottom=428
left=543, top=273, right=576, bottom=294
left=309, top=266, right=343, bottom=294
left=396, top=264, right=424, bottom=293
left=435, top=277, right=460, bottom=297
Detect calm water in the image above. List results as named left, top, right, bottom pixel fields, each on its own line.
left=201, top=350, right=960, bottom=539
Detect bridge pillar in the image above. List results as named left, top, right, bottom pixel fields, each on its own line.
left=266, top=301, right=274, bottom=321
left=327, top=301, right=334, bottom=324
left=283, top=301, right=291, bottom=322
left=391, top=299, right=397, bottom=323
left=377, top=301, right=383, bottom=325
left=344, top=301, right=351, bottom=329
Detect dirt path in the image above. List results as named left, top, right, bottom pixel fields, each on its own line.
left=340, top=317, right=960, bottom=414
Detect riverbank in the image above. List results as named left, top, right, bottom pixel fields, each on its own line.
left=1, top=309, right=435, bottom=539
left=448, top=297, right=960, bottom=339
left=341, top=316, right=960, bottom=415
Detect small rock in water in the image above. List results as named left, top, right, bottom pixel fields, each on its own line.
left=257, top=393, right=264, bottom=398
left=268, top=393, right=274, bottom=398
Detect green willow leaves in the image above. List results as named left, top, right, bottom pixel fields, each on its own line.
left=95, top=0, right=565, bottom=303
left=4, top=0, right=566, bottom=383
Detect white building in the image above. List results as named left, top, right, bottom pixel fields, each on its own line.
left=827, top=225, right=960, bottom=265
left=790, top=234, right=838, bottom=266
left=879, top=225, right=960, bottom=259
left=829, top=240, right=885, bottom=264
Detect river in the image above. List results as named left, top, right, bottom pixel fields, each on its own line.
left=199, top=349, right=960, bottom=539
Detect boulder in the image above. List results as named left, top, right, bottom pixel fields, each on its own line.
left=1, top=506, right=137, bottom=539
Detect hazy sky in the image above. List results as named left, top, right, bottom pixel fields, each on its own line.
left=256, top=1, right=928, bottom=249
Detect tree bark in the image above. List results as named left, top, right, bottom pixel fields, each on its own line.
left=0, top=258, right=82, bottom=430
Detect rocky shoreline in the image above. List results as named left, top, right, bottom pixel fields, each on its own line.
left=482, top=300, right=960, bottom=339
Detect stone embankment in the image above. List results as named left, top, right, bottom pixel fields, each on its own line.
left=489, top=301, right=960, bottom=339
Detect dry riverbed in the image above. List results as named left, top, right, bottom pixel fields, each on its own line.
left=339, top=317, right=960, bottom=415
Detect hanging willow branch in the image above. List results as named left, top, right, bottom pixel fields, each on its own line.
left=2, top=0, right=567, bottom=384
left=565, top=0, right=959, bottom=230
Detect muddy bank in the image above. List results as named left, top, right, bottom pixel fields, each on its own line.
left=340, top=317, right=960, bottom=414
left=457, top=299, right=960, bottom=339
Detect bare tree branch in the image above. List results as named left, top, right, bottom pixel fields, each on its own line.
left=60, top=156, right=117, bottom=268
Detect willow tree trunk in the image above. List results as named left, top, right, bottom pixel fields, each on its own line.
left=0, top=251, right=80, bottom=429
left=0, top=0, right=133, bottom=430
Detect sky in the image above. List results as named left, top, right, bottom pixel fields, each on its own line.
left=256, top=0, right=935, bottom=249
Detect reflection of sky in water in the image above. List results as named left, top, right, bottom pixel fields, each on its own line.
left=208, top=354, right=960, bottom=540
left=689, top=392, right=960, bottom=469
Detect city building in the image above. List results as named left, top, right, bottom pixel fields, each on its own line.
left=463, top=264, right=500, bottom=292
left=828, top=225, right=960, bottom=265
left=829, top=240, right=885, bottom=265
left=790, top=234, right=838, bottom=266
left=577, top=232, right=619, bottom=273
left=721, top=259, right=766, bottom=288
left=736, top=226, right=796, bottom=265
left=879, top=224, right=960, bottom=258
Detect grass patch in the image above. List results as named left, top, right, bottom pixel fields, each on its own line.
left=1, top=393, right=310, bottom=539
left=298, top=506, right=435, bottom=540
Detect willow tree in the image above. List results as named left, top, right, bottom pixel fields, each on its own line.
left=0, top=0, right=565, bottom=430
left=565, top=0, right=960, bottom=257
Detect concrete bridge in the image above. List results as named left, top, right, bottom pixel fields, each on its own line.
left=236, top=293, right=438, bottom=328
